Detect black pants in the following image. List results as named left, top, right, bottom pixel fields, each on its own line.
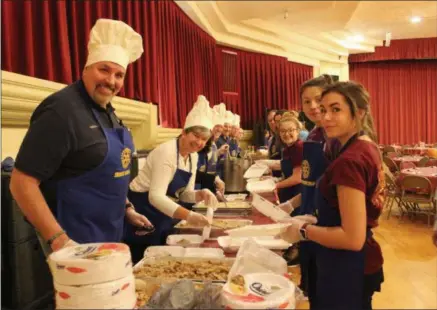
left=362, top=268, right=385, bottom=310
left=126, top=242, right=148, bottom=265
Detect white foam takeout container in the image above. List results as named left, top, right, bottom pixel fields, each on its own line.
left=144, top=246, right=225, bottom=259
left=217, top=236, right=291, bottom=253
left=225, top=223, right=292, bottom=237
left=166, top=234, right=203, bottom=247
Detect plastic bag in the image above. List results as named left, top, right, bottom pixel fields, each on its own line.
left=228, top=239, right=288, bottom=281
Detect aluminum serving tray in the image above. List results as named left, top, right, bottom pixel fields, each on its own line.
left=133, top=256, right=235, bottom=284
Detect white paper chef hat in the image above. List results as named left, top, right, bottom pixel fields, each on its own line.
left=224, top=110, right=235, bottom=125
left=184, top=95, right=214, bottom=130
left=85, top=19, right=144, bottom=70
left=233, top=114, right=241, bottom=127
left=212, top=103, right=226, bottom=126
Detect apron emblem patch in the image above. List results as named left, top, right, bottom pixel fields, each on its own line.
left=121, top=148, right=132, bottom=169
left=302, top=160, right=311, bottom=179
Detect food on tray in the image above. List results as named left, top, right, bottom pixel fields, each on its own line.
left=176, top=239, right=191, bottom=246
left=134, top=260, right=231, bottom=281
left=177, top=219, right=250, bottom=230
left=196, top=201, right=251, bottom=209
left=229, top=275, right=246, bottom=295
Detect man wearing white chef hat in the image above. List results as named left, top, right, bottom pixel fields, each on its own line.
left=216, top=110, right=235, bottom=150
left=229, top=114, right=242, bottom=157
left=10, top=19, right=152, bottom=254
left=126, top=96, right=218, bottom=263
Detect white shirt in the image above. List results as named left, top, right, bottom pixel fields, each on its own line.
left=129, top=139, right=198, bottom=217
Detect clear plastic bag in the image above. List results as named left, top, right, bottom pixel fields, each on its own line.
left=228, top=239, right=288, bottom=280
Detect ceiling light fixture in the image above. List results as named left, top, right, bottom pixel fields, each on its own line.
left=347, top=34, right=364, bottom=42
left=410, top=16, right=422, bottom=24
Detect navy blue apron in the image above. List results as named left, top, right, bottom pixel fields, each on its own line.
left=229, top=139, right=241, bottom=157
left=313, top=134, right=371, bottom=310
left=277, top=146, right=302, bottom=215
left=124, top=140, right=192, bottom=246
left=297, top=141, right=329, bottom=302
left=54, top=108, right=134, bottom=243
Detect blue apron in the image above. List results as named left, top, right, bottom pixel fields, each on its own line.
left=216, top=136, right=230, bottom=180
left=277, top=147, right=302, bottom=214
left=124, top=140, right=192, bottom=246
left=54, top=108, right=134, bottom=243
left=313, top=134, right=371, bottom=310
left=298, top=141, right=329, bottom=303
left=229, top=139, right=241, bottom=157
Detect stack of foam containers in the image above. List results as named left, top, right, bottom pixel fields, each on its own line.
left=47, top=243, right=136, bottom=309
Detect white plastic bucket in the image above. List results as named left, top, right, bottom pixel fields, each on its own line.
left=221, top=273, right=295, bottom=309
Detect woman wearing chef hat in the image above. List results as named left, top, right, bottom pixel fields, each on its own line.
left=125, top=98, right=218, bottom=263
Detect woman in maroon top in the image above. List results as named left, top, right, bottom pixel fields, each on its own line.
left=278, top=81, right=385, bottom=310
left=273, top=113, right=304, bottom=215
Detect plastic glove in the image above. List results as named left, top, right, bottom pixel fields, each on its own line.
left=62, top=239, right=79, bottom=249
left=278, top=214, right=318, bottom=224
left=214, top=176, right=225, bottom=194
left=198, top=189, right=218, bottom=208
left=275, top=218, right=307, bottom=243
left=218, top=144, right=230, bottom=155
left=276, top=200, right=294, bottom=214
left=186, top=211, right=210, bottom=227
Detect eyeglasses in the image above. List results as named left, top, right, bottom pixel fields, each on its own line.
left=279, top=128, right=298, bottom=135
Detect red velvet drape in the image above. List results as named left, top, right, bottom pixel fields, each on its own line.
left=350, top=60, right=437, bottom=144
left=349, top=38, right=437, bottom=63
left=1, top=0, right=72, bottom=84
left=216, top=46, right=313, bottom=129
left=156, top=1, right=221, bottom=128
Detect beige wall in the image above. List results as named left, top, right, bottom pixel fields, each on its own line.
left=314, top=61, right=349, bottom=81
left=1, top=71, right=255, bottom=160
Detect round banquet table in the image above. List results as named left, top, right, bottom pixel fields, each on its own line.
left=403, top=147, right=431, bottom=156
left=393, top=155, right=423, bottom=165
left=399, top=167, right=437, bottom=200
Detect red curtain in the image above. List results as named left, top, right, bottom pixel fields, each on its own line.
left=216, top=46, right=313, bottom=129
left=1, top=0, right=72, bottom=84
left=156, top=1, right=221, bottom=128
left=350, top=60, right=437, bottom=144
left=286, top=62, right=314, bottom=111
left=349, top=38, right=437, bottom=63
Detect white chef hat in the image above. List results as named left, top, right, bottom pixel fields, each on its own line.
left=212, top=103, right=226, bottom=126
left=233, top=114, right=241, bottom=127
left=184, top=95, right=214, bottom=130
left=85, top=19, right=144, bottom=70
left=224, top=110, right=235, bottom=125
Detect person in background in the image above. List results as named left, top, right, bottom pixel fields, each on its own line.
left=275, top=74, right=335, bottom=300
left=229, top=114, right=242, bottom=157
left=278, top=81, right=385, bottom=310
left=216, top=110, right=234, bottom=149
left=266, top=109, right=277, bottom=148
left=9, top=19, right=152, bottom=254
left=270, top=113, right=303, bottom=214
left=125, top=99, right=218, bottom=263
left=196, top=102, right=227, bottom=195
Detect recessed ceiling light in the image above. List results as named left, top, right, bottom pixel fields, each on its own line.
left=347, top=34, right=364, bottom=42
left=410, top=16, right=422, bottom=24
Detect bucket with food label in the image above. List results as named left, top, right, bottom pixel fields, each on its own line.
left=221, top=273, right=295, bottom=309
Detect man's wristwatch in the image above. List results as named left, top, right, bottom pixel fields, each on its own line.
left=299, top=223, right=311, bottom=240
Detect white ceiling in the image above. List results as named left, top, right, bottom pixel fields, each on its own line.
left=177, top=1, right=437, bottom=64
